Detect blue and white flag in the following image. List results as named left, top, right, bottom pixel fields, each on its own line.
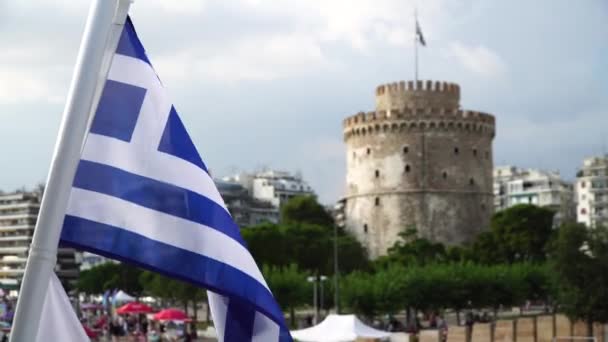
left=59, top=17, right=291, bottom=341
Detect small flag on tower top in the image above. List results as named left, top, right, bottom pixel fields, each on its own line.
left=416, top=19, right=426, bottom=46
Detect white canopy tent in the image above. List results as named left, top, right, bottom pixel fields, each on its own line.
left=291, top=314, right=391, bottom=342
left=113, top=290, right=136, bottom=303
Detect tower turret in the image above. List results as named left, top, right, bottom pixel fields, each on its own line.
left=342, top=80, right=495, bottom=258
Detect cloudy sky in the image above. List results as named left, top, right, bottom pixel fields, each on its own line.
left=1, top=1, right=607, bottom=203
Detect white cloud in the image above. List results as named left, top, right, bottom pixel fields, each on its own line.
left=447, top=41, right=507, bottom=77
left=225, top=0, right=446, bottom=50
left=138, top=0, right=206, bottom=14
left=0, top=45, right=69, bottom=104
left=155, top=32, right=329, bottom=83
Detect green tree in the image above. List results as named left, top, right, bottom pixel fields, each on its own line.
left=280, top=195, right=334, bottom=227
left=377, top=228, right=447, bottom=267
left=77, top=262, right=143, bottom=296
left=340, top=271, right=378, bottom=319
left=139, top=271, right=205, bottom=318
left=262, top=264, right=310, bottom=327
left=490, top=204, right=555, bottom=263
left=243, top=222, right=368, bottom=275
left=241, top=222, right=289, bottom=267
left=550, top=223, right=608, bottom=336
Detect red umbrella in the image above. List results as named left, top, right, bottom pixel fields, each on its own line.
left=153, top=308, right=191, bottom=322
left=116, top=302, right=154, bottom=314
left=82, top=325, right=98, bottom=338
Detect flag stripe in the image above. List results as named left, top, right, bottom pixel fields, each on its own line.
left=65, top=187, right=261, bottom=286
left=225, top=299, right=256, bottom=341
left=158, top=106, right=208, bottom=172
left=208, top=292, right=229, bottom=341
left=252, top=312, right=281, bottom=342
left=60, top=215, right=285, bottom=324
left=81, top=134, right=225, bottom=211
left=72, top=160, right=243, bottom=245
left=116, top=17, right=150, bottom=65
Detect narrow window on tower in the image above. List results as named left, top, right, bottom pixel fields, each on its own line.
left=405, top=164, right=411, bottom=173
left=363, top=224, right=368, bottom=233
left=375, top=197, right=380, bottom=206
left=403, top=146, right=409, bottom=154
left=469, top=178, right=475, bottom=186
left=375, top=170, right=380, bottom=178
left=367, top=147, right=371, bottom=155
left=454, top=147, right=459, bottom=155
left=443, top=171, right=447, bottom=179
left=473, top=148, right=478, bottom=156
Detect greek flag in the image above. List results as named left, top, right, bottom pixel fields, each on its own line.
left=59, top=17, right=291, bottom=341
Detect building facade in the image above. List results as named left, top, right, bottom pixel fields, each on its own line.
left=215, top=179, right=279, bottom=227
left=342, top=80, right=496, bottom=258
left=576, top=156, right=608, bottom=228
left=0, top=192, right=80, bottom=288
left=494, top=166, right=574, bottom=225
left=223, top=170, right=314, bottom=209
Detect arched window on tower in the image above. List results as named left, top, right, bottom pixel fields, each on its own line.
left=454, top=147, right=460, bottom=155
left=375, top=197, right=380, bottom=206
left=375, top=170, right=380, bottom=178
left=363, top=224, right=368, bottom=233
left=367, top=148, right=371, bottom=155
left=405, top=164, right=411, bottom=173
left=473, top=148, right=478, bottom=156
left=443, top=171, right=448, bottom=179
left=403, top=146, right=409, bottom=154
left=469, top=178, right=475, bottom=186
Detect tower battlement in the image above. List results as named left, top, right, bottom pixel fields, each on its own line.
left=375, top=80, right=460, bottom=111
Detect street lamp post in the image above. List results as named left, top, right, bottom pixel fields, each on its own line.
left=334, top=223, right=340, bottom=314
left=319, top=275, right=328, bottom=316
left=307, top=276, right=318, bottom=324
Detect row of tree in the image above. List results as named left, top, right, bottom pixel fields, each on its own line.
left=76, top=196, right=608, bottom=335
left=341, top=263, right=551, bottom=320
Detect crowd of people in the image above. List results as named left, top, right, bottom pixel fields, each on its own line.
left=81, top=310, right=199, bottom=341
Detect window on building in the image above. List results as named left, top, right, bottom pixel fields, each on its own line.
left=443, top=171, right=447, bottom=179
left=454, top=147, right=459, bottom=155
left=469, top=178, right=475, bottom=186
left=581, top=181, right=586, bottom=188
left=405, top=165, right=411, bottom=173
left=367, top=148, right=371, bottom=155
left=403, top=146, right=409, bottom=154
left=473, top=148, right=478, bottom=156
left=375, top=170, right=380, bottom=178
left=375, top=197, right=380, bottom=206
left=581, top=208, right=587, bottom=215
left=364, top=224, right=368, bottom=233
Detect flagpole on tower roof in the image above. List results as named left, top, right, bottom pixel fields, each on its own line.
left=10, top=1, right=132, bottom=341
left=414, top=6, right=418, bottom=84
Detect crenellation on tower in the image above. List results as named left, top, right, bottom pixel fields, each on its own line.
left=343, top=80, right=495, bottom=258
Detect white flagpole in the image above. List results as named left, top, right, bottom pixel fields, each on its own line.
left=10, top=0, right=131, bottom=341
